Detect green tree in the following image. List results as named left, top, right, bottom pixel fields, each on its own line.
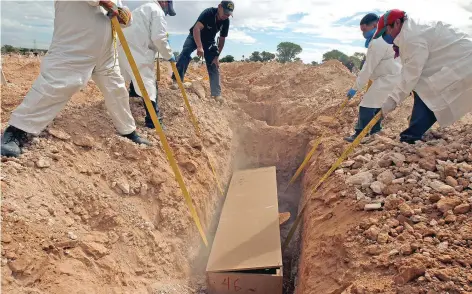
left=192, top=56, right=200, bottom=62
left=173, top=51, right=180, bottom=58
left=1, top=45, right=18, bottom=53
left=220, top=55, right=235, bottom=63
left=261, top=51, right=275, bottom=62
left=294, top=57, right=302, bottom=62
left=353, top=52, right=366, bottom=60
left=249, top=51, right=263, bottom=62
left=276, top=42, right=302, bottom=63
left=311, top=61, right=319, bottom=66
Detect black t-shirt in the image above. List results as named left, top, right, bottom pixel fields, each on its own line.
left=190, top=8, right=230, bottom=45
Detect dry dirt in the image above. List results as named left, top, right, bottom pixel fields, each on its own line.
left=1, top=54, right=472, bottom=294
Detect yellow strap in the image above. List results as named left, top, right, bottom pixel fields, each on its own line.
left=206, top=153, right=223, bottom=195
left=285, top=79, right=373, bottom=190
left=170, top=62, right=201, bottom=135
left=111, top=17, right=208, bottom=247
left=282, top=111, right=382, bottom=251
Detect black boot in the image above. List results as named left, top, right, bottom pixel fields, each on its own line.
left=129, top=81, right=139, bottom=98
left=122, top=131, right=151, bottom=146
left=1, top=126, right=29, bottom=157
left=343, top=133, right=358, bottom=143
left=144, top=100, right=165, bottom=130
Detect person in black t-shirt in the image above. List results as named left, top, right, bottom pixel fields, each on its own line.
left=171, top=1, right=234, bottom=103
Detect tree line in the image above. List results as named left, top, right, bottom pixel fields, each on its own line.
left=1, top=45, right=47, bottom=55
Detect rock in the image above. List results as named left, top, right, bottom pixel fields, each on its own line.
left=116, top=179, right=130, bottom=194
left=429, top=194, right=441, bottom=203
left=399, top=203, right=414, bottom=217
left=377, top=170, right=395, bottom=185
left=68, top=231, right=78, bottom=240
left=394, top=265, right=426, bottom=285
left=183, top=81, right=192, bottom=88
left=378, top=156, right=393, bottom=168
left=346, top=171, right=374, bottom=186
left=384, top=195, right=403, bottom=210
left=425, top=171, right=440, bottom=179
left=355, top=189, right=367, bottom=200
left=2, top=234, right=12, bottom=243
left=432, top=269, right=453, bottom=281
left=430, top=180, right=455, bottom=194
left=366, top=245, right=382, bottom=256
left=390, top=153, right=406, bottom=166
left=430, top=219, right=438, bottom=226
left=8, top=257, right=30, bottom=274
left=389, top=249, right=399, bottom=256
left=445, top=176, right=458, bottom=187
left=190, top=81, right=205, bottom=99
left=445, top=214, right=457, bottom=223
left=438, top=241, right=448, bottom=251
left=48, top=128, right=71, bottom=140
left=73, top=136, right=94, bottom=148
left=365, top=225, right=380, bottom=241
left=377, top=232, right=389, bottom=244
left=400, top=243, right=413, bottom=255
left=419, top=158, right=436, bottom=171
left=392, top=178, right=405, bottom=184
left=438, top=255, right=452, bottom=263
left=35, top=157, right=51, bottom=168
left=79, top=241, right=109, bottom=259
left=386, top=218, right=400, bottom=228
left=458, top=162, right=472, bottom=172
left=341, top=160, right=355, bottom=168
left=414, top=223, right=436, bottom=237
left=437, top=197, right=462, bottom=213
left=444, top=165, right=458, bottom=177
left=370, top=181, right=385, bottom=194
left=453, top=203, right=470, bottom=214
left=180, top=160, right=197, bottom=173
left=364, top=203, right=382, bottom=211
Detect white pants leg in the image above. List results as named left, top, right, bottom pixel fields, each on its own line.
left=9, top=53, right=93, bottom=135
left=92, top=52, right=136, bottom=135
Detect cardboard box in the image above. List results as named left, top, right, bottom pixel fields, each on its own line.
left=206, top=166, right=283, bottom=294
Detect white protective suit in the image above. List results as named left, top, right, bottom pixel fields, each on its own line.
left=353, top=38, right=401, bottom=108
left=9, top=1, right=136, bottom=135
left=118, top=2, right=173, bottom=101
left=388, top=18, right=472, bottom=126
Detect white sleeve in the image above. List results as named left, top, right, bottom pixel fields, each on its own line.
left=151, top=11, right=173, bottom=60
left=87, top=1, right=100, bottom=6
left=388, top=41, right=429, bottom=105
left=353, top=42, right=385, bottom=91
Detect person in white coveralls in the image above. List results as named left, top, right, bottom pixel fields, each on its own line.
left=344, top=13, right=402, bottom=142
left=118, top=1, right=176, bottom=130
left=1, top=0, right=151, bottom=158
left=374, top=9, right=472, bottom=144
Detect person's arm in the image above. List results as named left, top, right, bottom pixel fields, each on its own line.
left=193, top=22, right=205, bottom=57
left=218, top=37, right=225, bottom=54
left=218, top=20, right=229, bottom=55
left=151, top=10, right=173, bottom=60
left=353, top=41, right=385, bottom=91
left=388, top=41, right=429, bottom=106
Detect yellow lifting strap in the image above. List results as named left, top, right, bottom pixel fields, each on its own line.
left=111, top=17, right=208, bottom=246
left=282, top=111, right=382, bottom=251
left=285, top=80, right=374, bottom=190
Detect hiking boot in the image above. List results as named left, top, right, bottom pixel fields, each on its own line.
left=343, top=134, right=358, bottom=143
left=170, top=81, right=178, bottom=90
left=1, top=126, right=29, bottom=157
left=128, top=81, right=140, bottom=98
left=122, top=131, right=151, bottom=146
left=144, top=100, right=165, bottom=130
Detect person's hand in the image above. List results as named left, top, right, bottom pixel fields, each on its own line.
left=381, top=97, right=397, bottom=118
left=346, top=88, right=357, bottom=100
left=212, top=57, right=219, bottom=68
left=196, top=47, right=204, bottom=58
left=168, top=56, right=176, bottom=63
left=99, top=0, right=118, bottom=17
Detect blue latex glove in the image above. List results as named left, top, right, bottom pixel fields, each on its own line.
left=168, top=56, right=176, bottom=63
left=347, top=88, right=357, bottom=99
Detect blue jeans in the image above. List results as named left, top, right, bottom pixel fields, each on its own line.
left=400, top=91, right=437, bottom=143
left=354, top=106, right=382, bottom=135
left=172, top=35, right=221, bottom=97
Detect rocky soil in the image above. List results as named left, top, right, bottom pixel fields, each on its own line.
left=2, top=54, right=472, bottom=294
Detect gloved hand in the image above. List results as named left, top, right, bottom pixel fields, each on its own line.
left=381, top=97, right=397, bottom=118
left=99, top=1, right=131, bottom=25
left=168, top=56, right=176, bottom=63
left=346, top=88, right=357, bottom=100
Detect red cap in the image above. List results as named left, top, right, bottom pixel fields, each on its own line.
left=373, top=9, right=406, bottom=39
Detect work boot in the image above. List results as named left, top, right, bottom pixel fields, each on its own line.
left=343, top=133, right=358, bottom=143
left=122, top=131, right=151, bottom=146
left=128, top=81, right=140, bottom=98
left=212, top=95, right=224, bottom=104
left=144, top=100, right=165, bottom=130
left=170, top=80, right=178, bottom=90
left=1, top=126, right=29, bottom=157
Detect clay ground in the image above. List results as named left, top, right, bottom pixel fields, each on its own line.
left=1, top=55, right=472, bottom=294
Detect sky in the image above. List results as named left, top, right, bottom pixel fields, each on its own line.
left=1, top=0, right=472, bottom=63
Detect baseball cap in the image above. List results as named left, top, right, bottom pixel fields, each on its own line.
left=221, top=1, right=234, bottom=15
left=373, top=9, right=406, bottom=39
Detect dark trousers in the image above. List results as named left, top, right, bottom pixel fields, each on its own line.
left=171, top=35, right=221, bottom=96
left=399, top=91, right=437, bottom=143
left=354, top=106, right=382, bottom=136
left=128, top=81, right=160, bottom=118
